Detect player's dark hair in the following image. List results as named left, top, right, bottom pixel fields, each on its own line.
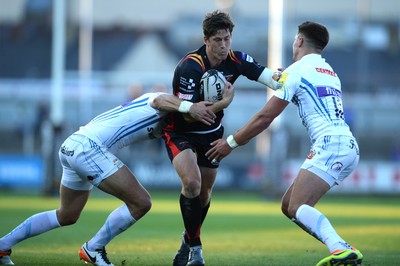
left=202, top=10, right=235, bottom=38
left=298, top=21, right=329, bottom=51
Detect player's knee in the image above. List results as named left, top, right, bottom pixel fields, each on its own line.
left=127, top=195, right=152, bottom=220
left=286, top=204, right=300, bottom=219
left=183, top=179, right=201, bottom=197
left=57, top=211, right=80, bottom=226
left=280, top=204, right=291, bottom=219
left=281, top=201, right=298, bottom=219
left=140, top=196, right=152, bottom=214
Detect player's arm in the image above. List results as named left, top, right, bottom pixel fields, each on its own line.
left=181, top=81, right=235, bottom=123
left=257, top=68, right=282, bottom=90
left=233, top=51, right=281, bottom=90
left=206, top=96, right=289, bottom=161
left=207, top=81, right=235, bottom=113
left=151, top=93, right=216, bottom=125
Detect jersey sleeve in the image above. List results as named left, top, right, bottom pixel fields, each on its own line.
left=274, top=71, right=299, bottom=102
left=232, top=51, right=265, bottom=81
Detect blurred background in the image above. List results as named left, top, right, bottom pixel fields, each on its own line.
left=0, top=0, right=399, bottom=196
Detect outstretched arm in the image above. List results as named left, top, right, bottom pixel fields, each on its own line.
left=258, top=68, right=283, bottom=90
left=150, top=93, right=216, bottom=125
left=206, top=95, right=289, bottom=161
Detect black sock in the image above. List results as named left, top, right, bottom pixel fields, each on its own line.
left=180, top=194, right=202, bottom=247
left=184, top=200, right=211, bottom=243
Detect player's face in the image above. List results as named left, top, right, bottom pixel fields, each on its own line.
left=204, top=29, right=232, bottom=66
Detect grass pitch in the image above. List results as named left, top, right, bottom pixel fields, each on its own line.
left=0, top=190, right=399, bottom=265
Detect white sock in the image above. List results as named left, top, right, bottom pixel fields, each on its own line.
left=87, top=205, right=136, bottom=250
left=0, top=210, right=60, bottom=250
left=295, top=204, right=351, bottom=253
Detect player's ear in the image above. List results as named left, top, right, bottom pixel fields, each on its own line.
left=297, top=35, right=304, bottom=47
left=203, top=36, right=209, bottom=45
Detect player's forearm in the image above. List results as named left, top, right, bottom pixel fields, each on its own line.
left=234, top=113, right=273, bottom=146
left=207, top=99, right=228, bottom=113
left=258, top=68, right=280, bottom=90
left=208, top=82, right=234, bottom=113
left=151, top=94, right=193, bottom=113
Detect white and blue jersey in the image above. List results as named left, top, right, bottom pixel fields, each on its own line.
left=76, top=92, right=167, bottom=154
left=275, top=54, right=359, bottom=186
left=275, top=54, right=353, bottom=144
left=59, top=92, right=168, bottom=190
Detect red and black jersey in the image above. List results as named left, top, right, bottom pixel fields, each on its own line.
left=164, top=45, right=265, bottom=133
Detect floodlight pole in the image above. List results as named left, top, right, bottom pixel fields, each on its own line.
left=260, top=0, right=286, bottom=196
left=79, top=0, right=94, bottom=122
left=51, top=0, right=66, bottom=128
left=44, top=0, right=66, bottom=195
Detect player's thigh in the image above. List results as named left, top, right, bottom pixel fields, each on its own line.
left=58, top=184, right=90, bottom=225
left=173, top=149, right=202, bottom=183
left=98, top=165, right=150, bottom=205
left=287, top=169, right=330, bottom=212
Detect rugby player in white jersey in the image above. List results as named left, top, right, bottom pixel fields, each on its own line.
left=0, top=85, right=234, bottom=266
left=207, top=21, right=363, bottom=266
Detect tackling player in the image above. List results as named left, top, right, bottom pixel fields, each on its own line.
left=206, top=21, right=363, bottom=266
left=0, top=89, right=234, bottom=266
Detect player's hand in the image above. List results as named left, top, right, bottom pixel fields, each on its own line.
left=206, top=138, right=232, bottom=163
left=188, top=101, right=216, bottom=125
left=273, top=68, right=285, bottom=81
left=220, top=82, right=234, bottom=109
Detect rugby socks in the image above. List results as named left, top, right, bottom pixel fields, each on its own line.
left=0, top=210, right=60, bottom=250
left=295, top=204, right=350, bottom=252
left=183, top=200, right=211, bottom=243
left=87, top=204, right=136, bottom=250
left=180, top=194, right=202, bottom=247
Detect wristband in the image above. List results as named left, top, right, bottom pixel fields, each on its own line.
left=178, top=101, right=193, bottom=113
left=226, top=135, right=239, bottom=149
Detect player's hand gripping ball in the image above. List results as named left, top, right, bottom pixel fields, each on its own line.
left=200, top=69, right=226, bottom=102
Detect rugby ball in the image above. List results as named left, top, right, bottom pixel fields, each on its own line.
left=200, top=69, right=226, bottom=102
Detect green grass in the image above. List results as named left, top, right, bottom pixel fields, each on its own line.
left=0, top=190, right=399, bottom=265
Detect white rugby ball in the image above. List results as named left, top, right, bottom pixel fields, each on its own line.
left=200, top=69, right=226, bottom=102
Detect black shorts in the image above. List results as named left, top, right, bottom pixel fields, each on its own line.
left=162, top=126, right=224, bottom=168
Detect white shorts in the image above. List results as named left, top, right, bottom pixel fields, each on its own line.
left=59, top=134, right=124, bottom=190
left=301, top=135, right=359, bottom=187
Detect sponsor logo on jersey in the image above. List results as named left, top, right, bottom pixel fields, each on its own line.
left=147, top=127, right=156, bottom=139
left=315, top=67, right=336, bottom=77
left=276, top=73, right=289, bottom=91
left=61, top=146, right=74, bottom=156
left=224, top=74, right=234, bottom=82
left=316, top=86, right=342, bottom=98
left=245, top=54, right=254, bottom=63
left=178, top=92, right=193, bottom=100
left=306, top=150, right=315, bottom=159
left=179, top=77, right=196, bottom=92
left=331, top=162, right=343, bottom=171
